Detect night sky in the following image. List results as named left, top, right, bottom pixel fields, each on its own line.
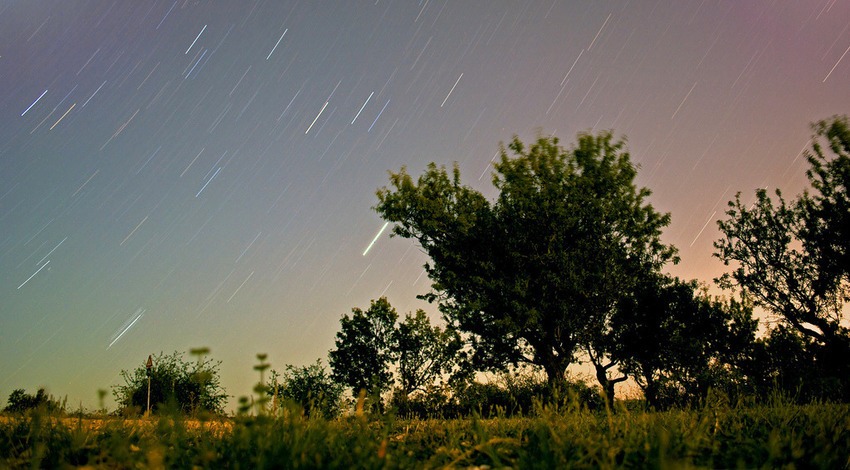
left=1, top=1, right=849, bottom=410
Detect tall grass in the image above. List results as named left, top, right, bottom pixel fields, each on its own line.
left=2, top=398, right=848, bottom=468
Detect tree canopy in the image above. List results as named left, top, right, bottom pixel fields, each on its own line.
left=3, top=388, right=62, bottom=414
left=328, top=297, right=463, bottom=410
left=802, top=116, right=850, bottom=288
left=375, top=131, right=677, bottom=395
left=394, top=309, right=463, bottom=397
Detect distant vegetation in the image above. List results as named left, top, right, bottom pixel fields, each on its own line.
left=2, top=388, right=63, bottom=415
left=2, top=116, right=848, bottom=467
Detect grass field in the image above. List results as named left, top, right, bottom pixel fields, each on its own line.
left=2, top=400, right=849, bottom=468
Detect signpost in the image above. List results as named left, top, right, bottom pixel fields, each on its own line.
left=145, top=354, right=153, bottom=415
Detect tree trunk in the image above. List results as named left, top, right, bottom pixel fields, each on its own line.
left=594, top=363, right=616, bottom=410
left=643, top=374, right=660, bottom=411
left=540, top=354, right=569, bottom=390
left=592, top=360, right=628, bottom=411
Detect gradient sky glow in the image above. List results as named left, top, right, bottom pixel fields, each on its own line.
left=1, top=1, right=849, bottom=411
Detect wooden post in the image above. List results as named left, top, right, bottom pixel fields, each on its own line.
left=146, top=355, right=153, bottom=415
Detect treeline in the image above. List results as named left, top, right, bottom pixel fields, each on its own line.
left=336, top=115, right=849, bottom=415
left=281, top=115, right=848, bottom=417
left=6, top=117, right=845, bottom=419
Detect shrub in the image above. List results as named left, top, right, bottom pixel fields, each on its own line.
left=112, top=351, right=227, bottom=416
left=3, top=388, right=63, bottom=414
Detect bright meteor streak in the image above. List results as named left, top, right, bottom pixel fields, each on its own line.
left=351, top=91, right=374, bottom=124
left=266, top=29, right=288, bottom=60
left=305, top=101, right=328, bottom=134
left=18, top=260, right=50, bottom=289
left=363, top=222, right=389, bottom=256
left=21, top=89, right=48, bottom=116
left=440, top=73, right=463, bottom=107
left=107, top=310, right=145, bottom=349
left=186, top=24, right=207, bottom=54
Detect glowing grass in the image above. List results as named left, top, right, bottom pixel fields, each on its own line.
left=2, top=401, right=849, bottom=468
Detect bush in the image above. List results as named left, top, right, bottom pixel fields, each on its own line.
left=112, top=350, right=227, bottom=416
left=3, top=388, right=63, bottom=414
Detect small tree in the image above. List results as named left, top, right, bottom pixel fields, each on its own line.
left=394, top=309, right=463, bottom=397
left=113, top=351, right=227, bottom=416
left=328, top=297, right=398, bottom=402
left=269, top=360, right=343, bottom=419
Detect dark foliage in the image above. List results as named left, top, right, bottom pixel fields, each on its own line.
left=112, top=351, right=227, bottom=416
left=269, top=360, right=343, bottom=419
left=716, top=116, right=850, bottom=401
left=391, top=371, right=604, bottom=419
left=375, top=132, right=676, bottom=406
left=329, top=297, right=465, bottom=413
left=3, top=388, right=62, bottom=414
left=394, top=309, right=463, bottom=397
left=802, top=116, right=850, bottom=291
left=612, top=274, right=757, bottom=409
left=328, top=297, right=398, bottom=401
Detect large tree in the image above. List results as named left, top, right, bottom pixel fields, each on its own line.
left=375, top=132, right=676, bottom=396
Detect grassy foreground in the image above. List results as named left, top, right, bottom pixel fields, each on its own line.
left=2, top=402, right=849, bottom=469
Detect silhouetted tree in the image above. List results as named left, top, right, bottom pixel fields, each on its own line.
left=394, top=309, right=463, bottom=397
left=715, top=116, right=850, bottom=400
left=801, top=116, right=850, bottom=289
left=612, top=274, right=757, bottom=409
left=375, top=132, right=677, bottom=405
left=740, top=325, right=817, bottom=401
